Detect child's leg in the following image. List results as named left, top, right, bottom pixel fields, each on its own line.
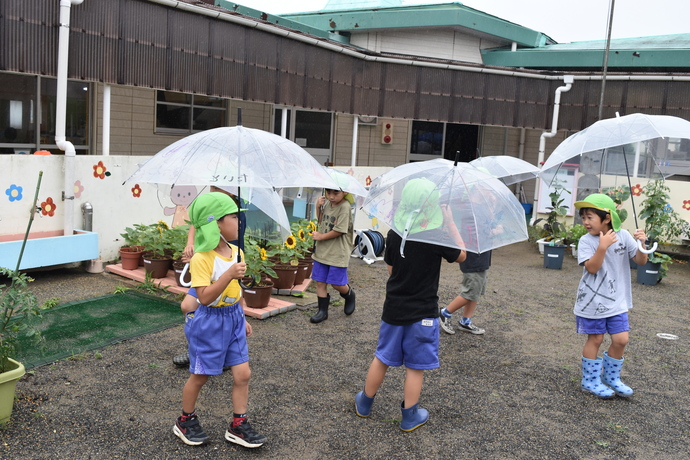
left=316, top=281, right=328, bottom=297
left=583, top=333, right=604, bottom=360
left=444, top=295, right=468, bottom=314
left=332, top=284, right=349, bottom=295
left=403, top=368, right=424, bottom=408
left=363, top=357, right=388, bottom=397
left=231, top=362, right=251, bottom=414
left=182, top=374, right=209, bottom=413
left=608, top=331, right=629, bottom=359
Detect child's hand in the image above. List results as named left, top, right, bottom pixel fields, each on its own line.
left=183, top=244, right=195, bottom=261
left=312, top=231, right=323, bottom=241
left=633, top=229, right=647, bottom=246
left=598, top=229, right=618, bottom=249
left=316, top=196, right=326, bottom=207
left=227, top=261, right=247, bottom=279
left=245, top=320, right=253, bottom=337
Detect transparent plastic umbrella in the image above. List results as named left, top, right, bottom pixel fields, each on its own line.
left=362, top=158, right=528, bottom=255
left=214, top=186, right=290, bottom=241
left=469, top=156, right=540, bottom=185
left=540, top=112, right=690, bottom=253
left=326, top=168, right=369, bottom=197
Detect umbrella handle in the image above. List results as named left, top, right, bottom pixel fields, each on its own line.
left=179, top=263, right=192, bottom=288
left=638, top=239, right=657, bottom=254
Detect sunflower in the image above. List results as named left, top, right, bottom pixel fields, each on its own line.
left=307, top=221, right=317, bottom=233
left=285, top=234, right=297, bottom=249
left=259, top=247, right=267, bottom=260
left=298, top=228, right=306, bottom=241
left=157, top=220, right=169, bottom=230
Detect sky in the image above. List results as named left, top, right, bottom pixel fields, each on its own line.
left=236, top=0, right=690, bottom=43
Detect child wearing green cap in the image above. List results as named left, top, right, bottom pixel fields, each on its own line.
left=354, top=178, right=466, bottom=432
left=573, top=193, right=649, bottom=399
left=173, top=192, right=266, bottom=448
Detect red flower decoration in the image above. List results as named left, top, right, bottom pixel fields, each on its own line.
left=131, top=184, right=142, bottom=198
left=41, top=197, right=57, bottom=217
left=683, top=200, right=690, bottom=211
left=631, top=184, right=643, bottom=196
left=93, top=161, right=107, bottom=179
left=365, top=176, right=372, bottom=186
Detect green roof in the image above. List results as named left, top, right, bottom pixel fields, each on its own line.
left=282, top=2, right=554, bottom=48
left=482, top=34, right=690, bottom=69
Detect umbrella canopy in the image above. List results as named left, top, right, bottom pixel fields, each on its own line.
left=326, top=168, right=368, bottom=197
left=125, top=126, right=338, bottom=190
left=214, top=186, right=291, bottom=241
left=362, top=158, right=528, bottom=255
left=540, top=113, right=690, bottom=186
left=469, top=156, right=540, bottom=185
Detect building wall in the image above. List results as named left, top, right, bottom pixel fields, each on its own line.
left=349, top=29, right=502, bottom=63
left=332, top=114, right=410, bottom=167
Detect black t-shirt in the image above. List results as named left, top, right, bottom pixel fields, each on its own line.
left=459, top=250, right=492, bottom=273
left=382, top=230, right=462, bottom=326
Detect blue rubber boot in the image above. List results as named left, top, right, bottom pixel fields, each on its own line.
left=400, top=401, right=429, bottom=432
left=602, top=351, right=634, bottom=397
left=581, top=357, right=614, bottom=399
left=355, top=390, right=375, bottom=417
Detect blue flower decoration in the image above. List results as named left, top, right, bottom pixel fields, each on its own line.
left=663, top=204, right=673, bottom=213
left=5, top=184, right=23, bottom=202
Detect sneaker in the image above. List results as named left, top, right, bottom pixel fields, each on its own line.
left=173, top=415, right=210, bottom=446
left=173, top=351, right=190, bottom=367
left=457, top=321, right=485, bottom=335
left=225, top=420, right=266, bottom=448
left=439, top=314, right=455, bottom=335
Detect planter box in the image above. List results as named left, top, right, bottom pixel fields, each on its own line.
left=543, top=244, right=567, bottom=269
left=0, top=230, right=99, bottom=270
left=0, top=358, right=25, bottom=423
left=637, top=261, right=661, bottom=285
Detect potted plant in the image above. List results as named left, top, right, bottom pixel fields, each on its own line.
left=268, top=234, right=302, bottom=290
left=636, top=180, right=690, bottom=283
left=118, top=224, right=147, bottom=270
left=562, top=224, right=587, bottom=258
left=291, top=219, right=317, bottom=284
left=0, top=267, right=46, bottom=423
left=139, top=221, right=174, bottom=278
left=241, top=237, right=277, bottom=309
left=637, top=252, right=673, bottom=285
left=534, top=180, right=570, bottom=269
left=168, top=224, right=191, bottom=287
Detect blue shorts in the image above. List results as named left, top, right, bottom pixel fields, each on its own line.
left=311, top=261, right=349, bottom=286
left=185, top=302, right=248, bottom=375
left=375, top=319, right=440, bottom=370
left=576, top=312, right=630, bottom=335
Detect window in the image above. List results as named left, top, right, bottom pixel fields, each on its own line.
left=0, top=73, right=90, bottom=154
left=155, top=91, right=226, bottom=133
left=409, top=121, right=478, bottom=162
left=272, top=107, right=333, bottom=165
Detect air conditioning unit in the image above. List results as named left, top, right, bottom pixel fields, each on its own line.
left=357, top=115, right=378, bottom=126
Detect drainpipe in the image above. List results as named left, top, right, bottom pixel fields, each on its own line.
left=102, top=84, right=110, bottom=155
left=351, top=116, right=359, bottom=167
left=533, top=75, right=574, bottom=218
left=55, top=0, right=84, bottom=239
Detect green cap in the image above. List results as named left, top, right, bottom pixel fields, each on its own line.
left=574, top=193, right=621, bottom=231
left=188, top=192, right=239, bottom=253
left=393, top=178, right=443, bottom=235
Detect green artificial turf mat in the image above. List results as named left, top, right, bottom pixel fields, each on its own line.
left=16, top=291, right=182, bottom=369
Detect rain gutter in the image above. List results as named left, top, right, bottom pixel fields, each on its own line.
left=56, top=0, right=85, bottom=238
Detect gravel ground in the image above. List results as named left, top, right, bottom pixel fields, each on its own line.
left=2, top=241, right=690, bottom=459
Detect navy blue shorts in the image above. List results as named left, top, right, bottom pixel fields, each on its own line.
left=375, top=319, right=440, bottom=370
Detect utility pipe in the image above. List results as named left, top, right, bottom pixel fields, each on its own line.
left=533, top=75, right=574, bottom=218
left=280, top=108, right=288, bottom=138
left=56, top=0, right=84, bottom=239
left=102, top=84, right=110, bottom=156
left=351, top=116, right=359, bottom=167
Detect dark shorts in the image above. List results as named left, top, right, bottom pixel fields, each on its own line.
left=375, top=319, right=440, bottom=370
left=576, top=312, right=630, bottom=335
left=311, top=260, right=349, bottom=286
left=460, top=271, right=487, bottom=302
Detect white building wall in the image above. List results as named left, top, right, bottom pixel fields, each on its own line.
left=332, top=114, right=410, bottom=167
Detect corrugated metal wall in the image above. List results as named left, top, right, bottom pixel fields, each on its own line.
left=2, top=0, right=690, bottom=131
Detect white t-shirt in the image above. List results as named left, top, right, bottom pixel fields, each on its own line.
left=574, top=230, right=638, bottom=319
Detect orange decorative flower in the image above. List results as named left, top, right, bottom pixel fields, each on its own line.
left=683, top=200, right=690, bottom=211
left=93, top=161, right=107, bottom=179
left=41, top=197, right=57, bottom=217
left=131, top=184, right=142, bottom=198
left=631, top=184, right=643, bottom=196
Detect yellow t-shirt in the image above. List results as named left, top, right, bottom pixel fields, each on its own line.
left=190, top=243, right=243, bottom=307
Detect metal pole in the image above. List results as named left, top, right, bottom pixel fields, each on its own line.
left=598, top=0, right=615, bottom=121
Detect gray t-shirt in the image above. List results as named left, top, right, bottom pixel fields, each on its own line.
left=574, top=230, right=638, bottom=319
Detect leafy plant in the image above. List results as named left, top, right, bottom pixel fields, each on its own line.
left=290, top=219, right=317, bottom=258
left=272, top=233, right=303, bottom=266
left=138, top=221, right=173, bottom=259
left=167, top=224, right=190, bottom=260
left=648, top=251, right=673, bottom=279
left=639, top=180, right=690, bottom=244
left=0, top=267, right=46, bottom=373
left=119, top=224, right=147, bottom=248
left=534, top=180, right=570, bottom=243
left=563, top=224, right=588, bottom=249
left=602, top=185, right=630, bottom=224
left=243, top=236, right=278, bottom=286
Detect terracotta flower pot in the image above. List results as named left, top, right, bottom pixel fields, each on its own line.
left=242, top=279, right=274, bottom=309
left=269, top=264, right=298, bottom=290
left=293, top=262, right=309, bottom=285
left=119, top=246, right=143, bottom=270
left=143, top=257, right=172, bottom=279
left=172, top=260, right=191, bottom=287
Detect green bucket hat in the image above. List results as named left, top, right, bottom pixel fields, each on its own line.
left=188, top=192, right=239, bottom=253
left=574, top=193, right=621, bottom=231
left=393, top=178, right=443, bottom=236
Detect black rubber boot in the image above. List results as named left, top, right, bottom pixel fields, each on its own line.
left=341, top=286, right=356, bottom=315
left=310, top=294, right=330, bottom=323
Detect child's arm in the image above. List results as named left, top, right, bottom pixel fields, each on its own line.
left=312, top=229, right=344, bottom=242
left=316, top=196, right=326, bottom=223
left=583, top=230, right=617, bottom=274
left=195, top=261, right=247, bottom=306
left=632, top=228, right=649, bottom=266
left=183, top=227, right=195, bottom=261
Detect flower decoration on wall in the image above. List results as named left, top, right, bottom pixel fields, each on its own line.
left=73, top=180, right=84, bottom=199
left=131, top=184, right=142, bottom=198
left=683, top=200, right=690, bottom=211
left=41, top=197, right=57, bottom=217
left=93, top=160, right=111, bottom=179
left=365, top=176, right=372, bottom=186
left=631, top=184, right=643, bottom=196
left=5, top=184, right=23, bottom=202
